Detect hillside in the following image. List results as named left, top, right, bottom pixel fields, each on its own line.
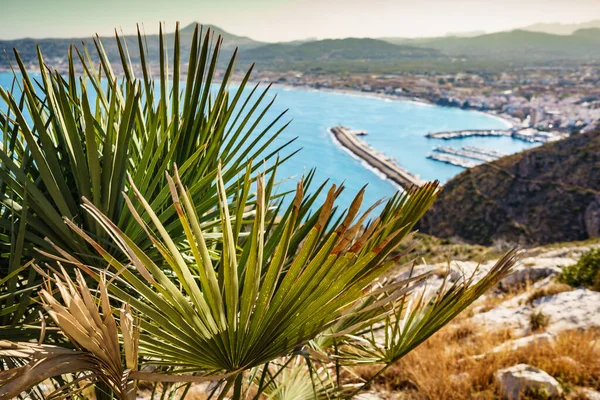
left=573, top=27, right=600, bottom=40
left=0, top=22, right=263, bottom=69
left=521, top=19, right=600, bottom=35
left=382, top=29, right=600, bottom=62
left=4, top=24, right=599, bottom=73
left=419, top=131, right=600, bottom=246
left=240, top=38, right=440, bottom=64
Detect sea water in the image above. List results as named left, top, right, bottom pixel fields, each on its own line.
left=0, top=72, right=536, bottom=213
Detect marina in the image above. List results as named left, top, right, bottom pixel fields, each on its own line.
left=432, top=146, right=498, bottom=162
left=462, top=146, right=506, bottom=159
left=426, top=153, right=481, bottom=168
left=426, top=129, right=512, bottom=140
left=426, top=128, right=565, bottom=143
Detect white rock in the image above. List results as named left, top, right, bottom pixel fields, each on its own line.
left=468, top=333, right=555, bottom=362
left=573, top=387, right=600, bottom=400
left=495, top=364, right=563, bottom=399
left=499, top=260, right=567, bottom=290
left=491, top=333, right=555, bottom=354
left=471, top=287, right=600, bottom=336
left=536, top=245, right=600, bottom=260
left=533, top=289, right=600, bottom=334
left=471, top=305, right=531, bottom=336
left=354, top=392, right=385, bottom=400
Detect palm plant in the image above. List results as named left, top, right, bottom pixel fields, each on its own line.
left=0, top=22, right=293, bottom=267
left=0, top=163, right=517, bottom=398
left=0, top=22, right=520, bottom=399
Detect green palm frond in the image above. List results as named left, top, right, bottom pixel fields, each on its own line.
left=257, top=358, right=338, bottom=400
left=45, top=164, right=439, bottom=376
left=337, top=251, right=518, bottom=366
left=0, top=23, right=292, bottom=265
left=327, top=251, right=518, bottom=396
left=0, top=192, right=41, bottom=342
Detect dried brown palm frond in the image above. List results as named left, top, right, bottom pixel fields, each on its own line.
left=0, top=268, right=139, bottom=399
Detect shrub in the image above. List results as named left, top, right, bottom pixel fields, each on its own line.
left=530, top=310, right=550, bottom=332
left=558, top=248, right=600, bottom=290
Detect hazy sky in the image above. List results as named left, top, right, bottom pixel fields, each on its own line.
left=1, top=0, right=600, bottom=41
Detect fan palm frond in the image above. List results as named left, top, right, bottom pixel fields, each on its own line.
left=44, top=164, right=439, bottom=377
left=0, top=23, right=293, bottom=265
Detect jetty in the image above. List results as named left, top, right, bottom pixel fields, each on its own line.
left=330, top=126, right=422, bottom=190
left=427, top=153, right=480, bottom=168
left=426, top=128, right=564, bottom=144
left=433, top=146, right=497, bottom=162
left=462, top=146, right=505, bottom=159
left=426, top=129, right=511, bottom=140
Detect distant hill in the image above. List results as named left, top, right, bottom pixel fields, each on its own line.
left=3, top=23, right=600, bottom=72
left=383, top=30, right=600, bottom=62
left=444, top=30, right=487, bottom=38
left=419, top=131, right=600, bottom=246
left=0, top=22, right=264, bottom=69
left=521, top=20, right=600, bottom=36
left=239, top=38, right=441, bottom=70
left=573, top=28, right=600, bottom=40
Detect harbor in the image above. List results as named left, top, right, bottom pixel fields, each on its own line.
left=426, top=129, right=512, bottom=140
left=427, top=153, right=480, bottom=168
left=432, top=146, right=499, bottom=162
left=329, top=126, right=423, bottom=190
left=426, top=128, right=567, bottom=143
left=427, top=145, right=504, bottom=168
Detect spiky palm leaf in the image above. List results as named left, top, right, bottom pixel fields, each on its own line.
left=0, top=193, right=41, bottom=341
left=257, top=358, right=338, bottom=400
left=0, top=268, right=139, bottom=399
left=0, top=23, right=293, bottom=266
left=42, top=164, right=439, bottom=376
left=0, top=267, right=225, bottom=399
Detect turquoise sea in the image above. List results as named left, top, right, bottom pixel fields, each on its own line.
left=0, top=72, right=536, bottom=211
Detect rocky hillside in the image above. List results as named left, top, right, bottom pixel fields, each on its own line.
left=420, top=130, right=600, bottom=246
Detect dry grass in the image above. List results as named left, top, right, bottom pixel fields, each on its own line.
left=353, top=323, right=600, bottom=399
left=396, top=233, right=504, bottom=265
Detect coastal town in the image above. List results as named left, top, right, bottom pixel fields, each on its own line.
left=252, top=64, right=600, bottom=142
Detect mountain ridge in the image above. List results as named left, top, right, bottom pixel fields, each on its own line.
left=419, top=131, right=600, bottom=246
left=521, top=19, right=600, bottom=35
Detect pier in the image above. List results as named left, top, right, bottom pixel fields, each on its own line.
left=433, top=146, right=497, bottom=162
left=426, top=129, right=512, bottom=140
left=462, top=146, right=505, bottom=159
left=426, top=128, right=564, bottom=143
left=427, top=153, right=480, bottom=168
left=330, top=126, right=422, bottom=190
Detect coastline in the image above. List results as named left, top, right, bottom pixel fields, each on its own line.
left=0, top=69, right=517, bottom=130
left=266, top=81, right=518, bottom=129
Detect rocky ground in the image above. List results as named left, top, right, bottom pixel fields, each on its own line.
left=354, top=240, right=600, bottom=399
left=135, top=238, right=600, bottom=400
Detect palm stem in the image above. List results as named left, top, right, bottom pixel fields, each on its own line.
left=346, top=363, right=392, bottom=399
left=232, top=373, right=244, bottom=400
left=217, top=376, right=236, bottom=400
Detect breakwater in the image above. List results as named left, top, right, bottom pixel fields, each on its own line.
left=462, top=146, right=506, bottom=159
left=427, top=153, right=480, bottom=168
left=426, top=128, right=563, bottom=143
left=426, top=129, right=512, bottom=140
left=433, top=146, right=498, bottom=162
left=329, top=126, right=422, bottom=190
